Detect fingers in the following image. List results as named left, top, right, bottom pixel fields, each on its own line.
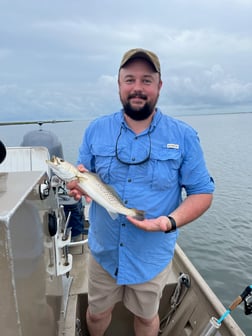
left=126, top=216, right=168, bottom=232
left=127, top=216, right=150, bottom=230
left=85, top=195, right=92, bottom=203
left=68, top=189, right=82, bottom=201
left=67, top=179, right=78, bottom=189
left=69, top=191, right=91, bottom=202
left=66, top=178, right=92, bottom=202
left=66, top=164, right=91, bottom=201
left=77, top=164, right=88, bottom=173
left=66, top=179, right=82, bottom=200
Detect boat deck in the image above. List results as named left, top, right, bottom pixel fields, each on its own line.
left=62, top=243, right=245, bottom=336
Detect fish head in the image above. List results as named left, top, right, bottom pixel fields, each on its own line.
left=46, top=156, right=78, bottom=181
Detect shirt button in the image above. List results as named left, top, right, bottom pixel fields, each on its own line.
left=124, top=200, right=128, bottom=205
left=128, top=178, right=132, bottom=182
left=122, top=223, right=126, bottom=227
left=132, top=157, right=136, bottom=162
left=120, top=243, right=123, bottom=247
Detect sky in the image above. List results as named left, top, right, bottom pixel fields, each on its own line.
left=0, top=0, right=252, bottom=122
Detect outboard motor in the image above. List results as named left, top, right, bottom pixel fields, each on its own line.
left=21, top=129, right=64, bottom=159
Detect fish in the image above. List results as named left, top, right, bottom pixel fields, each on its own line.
left=46, top=156, right=145, bottom=220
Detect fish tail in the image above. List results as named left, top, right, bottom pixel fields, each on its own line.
left=133, top=209, right=145, bottom=221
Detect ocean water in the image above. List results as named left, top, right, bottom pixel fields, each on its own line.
left=179, top=113, right=252, bottom=335
left=1, top=112, right=251, bottom=334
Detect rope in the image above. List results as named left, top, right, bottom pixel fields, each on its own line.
left=159, top=273, right=190, bottom=334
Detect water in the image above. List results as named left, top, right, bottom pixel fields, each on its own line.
left=1, top=113, right=251, bottom=334
left=178, top=113, right=252, bottom=335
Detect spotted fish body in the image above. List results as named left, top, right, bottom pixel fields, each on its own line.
left=46, top=156, right=145, bottom=220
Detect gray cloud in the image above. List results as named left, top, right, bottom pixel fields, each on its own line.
left=0, top=0, right=251, bottom=121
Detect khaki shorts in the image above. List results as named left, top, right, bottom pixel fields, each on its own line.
left=88, top=253, right=172, bottom=319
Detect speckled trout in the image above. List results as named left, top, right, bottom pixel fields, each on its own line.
left=47, top=156, right=145, bottom=220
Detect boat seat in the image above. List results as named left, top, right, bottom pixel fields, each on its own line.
left=0, top=146, right=51, bottom=176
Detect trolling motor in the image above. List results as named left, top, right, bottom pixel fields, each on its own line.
left=200, top=285, right=252, bottom=335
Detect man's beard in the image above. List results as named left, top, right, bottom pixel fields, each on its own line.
left=122, top=93, right=157, bottom=121
left=123, top=102, right=153, bottom=121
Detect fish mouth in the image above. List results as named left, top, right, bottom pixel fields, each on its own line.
left=51, top=156, right=64, bottom=165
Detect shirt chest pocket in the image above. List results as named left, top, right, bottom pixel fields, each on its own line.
left=91, top=145, right=115, bottom=183
left=91, top=144, right=129, bottom=184
left=150, top=148, right=182, bottom=190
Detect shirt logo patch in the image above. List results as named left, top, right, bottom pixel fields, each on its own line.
left=167, top=144, right=179, bottom=149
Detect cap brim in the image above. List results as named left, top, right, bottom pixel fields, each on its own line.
left=120, top=50, right=160, bottom=73
left=0, top=140, right=7, bottom=164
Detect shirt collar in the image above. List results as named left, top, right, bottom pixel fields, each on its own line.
left=119, top=108, right=162, bottom=134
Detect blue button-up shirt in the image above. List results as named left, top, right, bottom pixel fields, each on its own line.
left=77, top=109, right=214, bottom=284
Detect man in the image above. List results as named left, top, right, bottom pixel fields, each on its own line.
left=68, top=48, right=214, bottom=336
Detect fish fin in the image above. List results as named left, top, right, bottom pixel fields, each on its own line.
left=132, top=210, right=145, bottom=221
left=108, top=211, right=119, bottom=220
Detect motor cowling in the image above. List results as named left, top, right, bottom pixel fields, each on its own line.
left=21, top=129, right=64, bottom=159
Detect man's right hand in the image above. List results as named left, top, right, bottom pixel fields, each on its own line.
left=67, top=164, right=92, bottom=202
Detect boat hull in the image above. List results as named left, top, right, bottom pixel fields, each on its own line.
left=64, top=244, right=245, bottom=336
left=0, top=147, right=245, bottom=336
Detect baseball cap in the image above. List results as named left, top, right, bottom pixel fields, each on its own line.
left=119, top=48, right=161, bottom=74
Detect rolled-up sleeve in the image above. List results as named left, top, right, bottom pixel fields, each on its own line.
left=179, top=128, right=215, bottom=195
